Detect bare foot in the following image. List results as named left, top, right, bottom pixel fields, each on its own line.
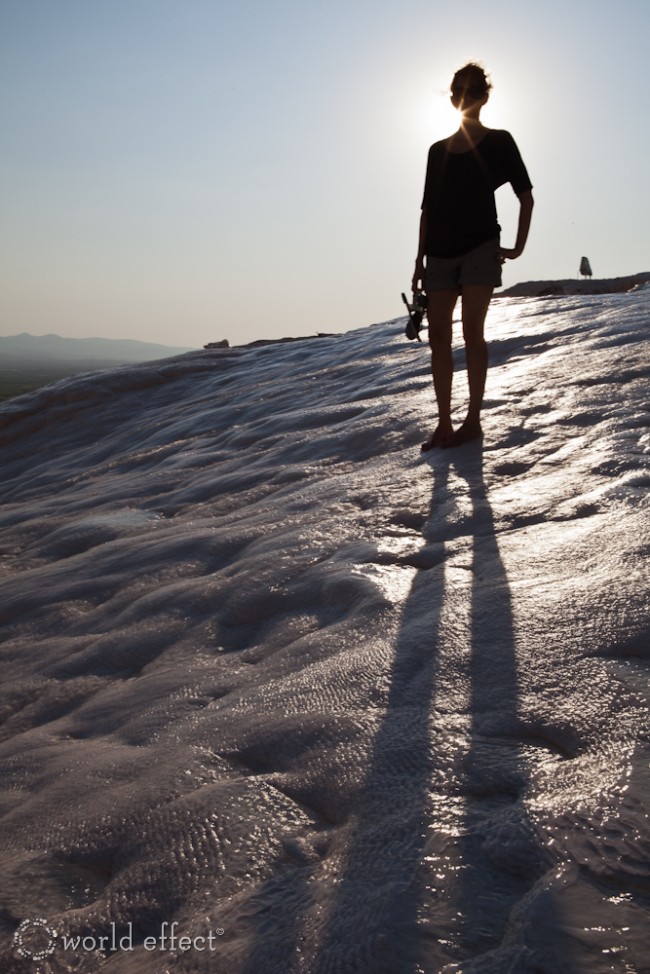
left=421, top=424, right=454, bottom=452
left=441, top=421, right=482, bottom=449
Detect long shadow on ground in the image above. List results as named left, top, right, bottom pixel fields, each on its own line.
left=241, top=445, right=565, bottom=973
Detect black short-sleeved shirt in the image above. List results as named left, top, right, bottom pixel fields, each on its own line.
left=421, top=129, right=532, bottom=258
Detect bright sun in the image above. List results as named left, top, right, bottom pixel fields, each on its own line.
left=413, top=73, right=520, bottom=144
left=416, top=87, right=458, bottom=142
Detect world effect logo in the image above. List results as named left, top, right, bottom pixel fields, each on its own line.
left=13, top=918, right=225, bottom=960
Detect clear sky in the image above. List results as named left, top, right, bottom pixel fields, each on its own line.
left=1, top=0, right=649, bottom=349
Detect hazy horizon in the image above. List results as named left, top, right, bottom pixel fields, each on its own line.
left=5, top=267, right=650, bottom=351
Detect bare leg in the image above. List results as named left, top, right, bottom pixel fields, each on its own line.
left=442, top=285, right=492, bottom=448
left=421, top=288, right=459, bottom=451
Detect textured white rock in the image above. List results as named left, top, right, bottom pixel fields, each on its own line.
left=0, top=292, right=648, bottom=972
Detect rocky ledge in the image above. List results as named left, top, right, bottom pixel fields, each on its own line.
left=499, top=272, right=650, bottom=298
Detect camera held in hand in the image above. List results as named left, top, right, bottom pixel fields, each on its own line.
left=401, top=291, right=427, bottom=341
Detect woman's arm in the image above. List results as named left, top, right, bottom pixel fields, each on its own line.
left=412, top=209, right=428, bottom=291
left=500, top=189, right=534, bottom=261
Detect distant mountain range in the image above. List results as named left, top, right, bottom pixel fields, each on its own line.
left=0, top=332, right=196, bottom=367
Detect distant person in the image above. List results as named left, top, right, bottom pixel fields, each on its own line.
left=413, top=62, right=534, bottom=449
left=579, top=256, right=593, bottom=278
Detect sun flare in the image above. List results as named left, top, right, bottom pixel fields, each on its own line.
left=416, top=87, right=458, bottom=142
left=412, top=68, right=522, bottom=145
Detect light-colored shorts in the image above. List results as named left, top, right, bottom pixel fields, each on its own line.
left=426, top=237, right=502, bottom=290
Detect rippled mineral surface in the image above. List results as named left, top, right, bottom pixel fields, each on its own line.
left=0, top=292, right=649, bottom=973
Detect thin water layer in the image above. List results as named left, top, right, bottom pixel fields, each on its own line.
left=0, top=293, right=648, bottom=972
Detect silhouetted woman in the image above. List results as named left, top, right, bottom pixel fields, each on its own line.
left=413, top=62, right=534, bottom=450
